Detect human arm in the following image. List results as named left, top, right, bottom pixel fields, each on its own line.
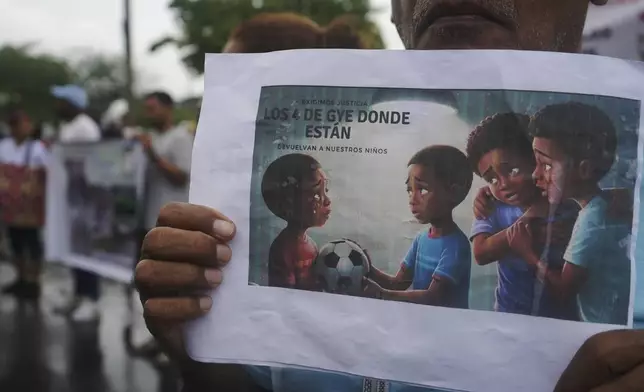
left=31, top=141, right=49, bottom=170
left=544, top=262, right=588, bottom=301
left=471, top=211, right=510, bottom=266
left=368, top=264, right=413, bottom=291
left=366, top=239, right=467, bottom=307
left=135, top=203, right=263, bottom=391
left=543, top=217, right=599, bottom=301
left=372, top=276, right=452, bottom=306
left=25, top=141, right=47, bottom=186
left=267, top=244, right=298, bottom=290
left=507, top=217, right=588, bottom=300
left=138, top=131, right=192, bottom=187
left=368, top=235, right=418, bottom=290
left=471, top=232, right=511, bottom=266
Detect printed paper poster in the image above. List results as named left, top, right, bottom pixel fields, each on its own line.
left=247, top=86, right=637, bottom=326
left=187, top=50, right=644, bottom=392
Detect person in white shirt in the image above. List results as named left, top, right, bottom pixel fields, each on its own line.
left=0, top=107, right=48, bottom=300
left=51, top=85, right=103, bottom=322
left=137, top=91, right=193, bottom=231
left=52, top=85, right=101, bottom=143
left=130, top=91, right=194, bottom=360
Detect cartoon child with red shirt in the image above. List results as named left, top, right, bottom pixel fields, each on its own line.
left=261, top=153, right=331, bottom=291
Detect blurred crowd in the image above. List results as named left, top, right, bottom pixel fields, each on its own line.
left=0, top=10, right=368, bottom=377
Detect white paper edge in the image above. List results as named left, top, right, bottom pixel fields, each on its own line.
left=186, top=49, right=643, bottom=392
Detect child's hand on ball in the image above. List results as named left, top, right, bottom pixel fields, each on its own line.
left=362, top=278, right=384, bottom=299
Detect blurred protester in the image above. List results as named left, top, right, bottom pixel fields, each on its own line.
left=138, top=91, right=193, bottom=229
left=52, top=85, right=101, bottom=142
left=0, top=107, right=48, bottom=299
left=129, top=10, right=362, bottom=364
left=32, top=121, right=44, bottom=141
left=51, top=85, right=103, bottom=322
left=101, top=98, right=130, bottom=139
left=131, top=91, right=194, bottom=358
left=223, top=12, right=366, bottom=53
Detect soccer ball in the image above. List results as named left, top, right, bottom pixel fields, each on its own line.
left=314, top=239, right=370, bottom=296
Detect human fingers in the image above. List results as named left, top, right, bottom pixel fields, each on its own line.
left=473, top=198, right=487, bottom=220
left=144, top=296, right=213, bottom=322
left=505, top=223, right=515, bottom=245
left=157, top=202, right=236, bottom=243
left=590, top=362, right=644, bottom=392
left=135, top=259, right=223, bottom=295
left=482, top=188, right=495, bottom=216
left=473, top=192, right=493, bottom=219
left=522, top=220, right=533, bottom=239
left=555, top=330, right=644, bottom=392
left=141, top=226, right=232, bottom=267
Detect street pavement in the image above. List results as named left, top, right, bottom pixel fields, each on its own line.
left=0, top=262, right=180, bottom=392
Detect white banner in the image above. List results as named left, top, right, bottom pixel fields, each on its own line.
left=187, top=50, right=644, bottom=392
left=45, top=140, right=146, bottom=283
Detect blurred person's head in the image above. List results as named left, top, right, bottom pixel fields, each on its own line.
left=144, top=91, right=175, bottom=131
left=51, top=85, right=88, bottom=121
left=6, top=107, right=35, bottom=142
left=102, top=99, right=131, bottom=139
left=391, top=0, right=607, bottom=52
left=223, top=13, right=365, bottom=53
left=101, top=99, right=129, bottom=129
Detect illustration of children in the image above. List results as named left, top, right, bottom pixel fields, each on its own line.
left=527, top=102, right=632, bottom=325
left=261, top=153, right=331, bottom=291
left=466, top=113, right=579, bottom=320
left=364, top=146, right=473, bottom=309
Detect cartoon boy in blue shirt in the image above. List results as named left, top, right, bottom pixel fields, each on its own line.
left=364, top=146, right=473, bottom=309
left=527, top=102, right=632, bottom=325
left=466, top=113, right=579, bottom=320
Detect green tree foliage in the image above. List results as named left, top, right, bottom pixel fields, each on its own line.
left=0, top=46, right=130, bottom=124
left=71, top=53, right=128, bottom=120
left=0, top=45, right=73, bottom=121
left=152, top=0, right=385, bottom=74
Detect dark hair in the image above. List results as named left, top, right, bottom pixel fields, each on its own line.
left=261, top=154, right=322, bottom=220
left=5, top=106, right=28, bottom=128
left=466, top=112, right=533, bottom=175
left=529, top=102, right=617, bottom=182
left=408, top=145, right=473, bottom=206
left=145, top=91, right=175, bottom=108
left=229, top=12, right=365, bottom=53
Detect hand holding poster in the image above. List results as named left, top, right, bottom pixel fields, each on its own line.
left=187, top=50, right=643, bottom=392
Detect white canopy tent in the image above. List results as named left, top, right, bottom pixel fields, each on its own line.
left=583, top=0, right=644, bottom=60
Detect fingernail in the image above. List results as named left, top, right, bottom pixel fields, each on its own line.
left=205, top=269, right=222, bottom=286
left=217, top=244, right=232, bottom=263
left=213, top=220, right=235, bottom=237
left=199, top=297, right=213, bottom=311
